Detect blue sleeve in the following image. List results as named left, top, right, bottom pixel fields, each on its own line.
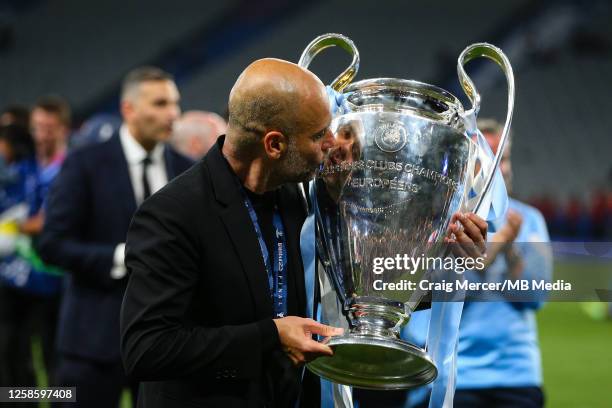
left=513, top=209, right=552, bottom=311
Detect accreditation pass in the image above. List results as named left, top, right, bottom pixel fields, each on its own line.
left=0, top=387, right=76, bottom=403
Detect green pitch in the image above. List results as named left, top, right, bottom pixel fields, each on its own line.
left=537, top=259, right=612, bottom=408
left=538, top=302, right=611, bottom=408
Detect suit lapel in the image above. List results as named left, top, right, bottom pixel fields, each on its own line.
left=163, top=146, right=177, bottom=180
left=108, top=134, right=137, bottom=218
left=205, top=138, right=273, bottom=318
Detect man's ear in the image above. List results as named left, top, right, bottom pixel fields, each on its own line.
left=263, top=131, right=287, bottom=159
left=120, top=99, right=134, bottom=122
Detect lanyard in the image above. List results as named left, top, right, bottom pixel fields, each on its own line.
left=242, top=191, right=288, bottom=318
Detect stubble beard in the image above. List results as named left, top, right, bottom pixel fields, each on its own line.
left=278, top=139, right=318, bottom=184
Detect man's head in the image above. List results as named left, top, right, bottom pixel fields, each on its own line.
left=478, top=118, right=513, bottom=194
left=1, top=105, right=30, bottom=129
left=226, top=58, right=333, bottom=183
left=120, top=66, right=180, bottom=151
left=172, top=110, right=227, bottom=160
left=30, top=96, right=71, bottom=161
left=0, top=124, right=35, bottom=163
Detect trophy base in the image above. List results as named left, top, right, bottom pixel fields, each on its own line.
left=306, top=335, right=437, bottom=390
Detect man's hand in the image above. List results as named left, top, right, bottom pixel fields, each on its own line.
left=488, top=209, right=524, bottom=277
left=491, top=209, right=523, bottom=245
left=445, top=212, right=488, bottom=260
left=273, top=316, right=344, bottom=366
left=19, top=211, right=44, bottom=236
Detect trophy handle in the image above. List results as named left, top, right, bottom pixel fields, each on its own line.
left=457, top=43, right=515, bottom=213
left=298, top=33, right=360, bottom=92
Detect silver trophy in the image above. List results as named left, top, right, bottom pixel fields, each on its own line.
left=299, top=34, right=514, bottom=389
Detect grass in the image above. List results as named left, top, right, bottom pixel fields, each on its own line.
left=31, top=337, right=49, bottom=408
left=538, top=302, right=612, bottom=408
left=536, top=258, right=612, bottom=408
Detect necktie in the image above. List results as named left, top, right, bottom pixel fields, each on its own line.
left=142, top=155, right=152, bottom=201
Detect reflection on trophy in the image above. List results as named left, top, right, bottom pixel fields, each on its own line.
left=299, top=34, right=515, bottom=389
left=321, top=120, right=363, bottom=202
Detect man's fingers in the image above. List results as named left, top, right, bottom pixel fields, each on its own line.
left=467, top=213, right=488, bottom=238
left=305, top=320, right=344, bottom=337
left=457, top=214, right=486, bottom=255
left=458, top=214, right=485, bottom=244
left=448, top=221, right=482, bottom=258
left=292, top=349, right=306, bottom=363
left=302, top=338, right=334, bottom=356
left=450, top=213, right=461, bottom=224
left=446, top=212, right=489, bottom=262
left=453, top=227, right=483, bottom=259
left=287, top=353, right=300, bottom=365
left=449, top=234, right=471, bottom=259
left=286, top=350, right=304, bottom=366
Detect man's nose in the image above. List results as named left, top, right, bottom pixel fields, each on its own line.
left=320, top=129, right=335, bottom=153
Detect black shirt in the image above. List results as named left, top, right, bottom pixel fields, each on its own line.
left=244, top=188, right=277, bottom=262
left=244, top=187, right=300, bottom=317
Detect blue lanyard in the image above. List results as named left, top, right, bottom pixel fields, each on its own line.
left=242, top=191, right=288, bottom=318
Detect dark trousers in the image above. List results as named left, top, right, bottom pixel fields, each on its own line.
left=53, top=354, right=138, bottom=408
left=0, top=285, right=59, bottom=387
left=454, top=386, right=544, bottom=408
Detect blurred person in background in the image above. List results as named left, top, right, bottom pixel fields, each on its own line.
left=0, top=96, right=71, bottom=390
left=0, top=105, right=30, bottom=184
left=25, top=97, right=71, bottom=244
left=0, top=105, right=30, bottom=129
left=30, top=96, right=69, bottom=171
left=0, top=124, right=39, bottom=389
left=23, top=96, right=71, bottom=379
left=38, top=66, right=193, bottom=408
left=171, top=110, right=227, bottom=160
left=603, top=166, right=612, bottom=321
left=453, top=119, right=553, bottom=408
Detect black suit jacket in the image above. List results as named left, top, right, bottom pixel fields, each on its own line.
left=38, top=133, right=193, bottom=362
left=120, top=137, right=310, bottom=407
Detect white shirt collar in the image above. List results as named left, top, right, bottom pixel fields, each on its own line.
left=119, top=124, right=165, bottom=165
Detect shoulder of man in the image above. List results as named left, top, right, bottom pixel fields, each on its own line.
left=128, top=163, right=208, bottom=253
left=165, top=144, right=196, bottom=173
left=509, top=198, right=544, bottom=222
left=65, top=133, right=120, bottom=164
left=148, top=160, right=208, bottom=209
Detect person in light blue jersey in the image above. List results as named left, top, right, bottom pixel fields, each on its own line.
left=453, top=119, right=553, bottom=408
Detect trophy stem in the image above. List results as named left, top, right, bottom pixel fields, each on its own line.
left=306, top=298, right=437, bottom=390
left=306, top=295, right=438, bottom=389
left=348, top=298, right=408, bottom=339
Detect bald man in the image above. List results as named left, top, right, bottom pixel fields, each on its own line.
left=171, top=110, right=227, bottom=160
left=120, top=59, right=342, bottom=407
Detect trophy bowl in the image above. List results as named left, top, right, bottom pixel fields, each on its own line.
left=299, top=34, right=514, bottom=390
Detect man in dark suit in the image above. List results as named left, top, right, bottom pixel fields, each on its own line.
left=38, top=67, right=193, bottom=408
left=120, top=58, right=344, bottom=407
